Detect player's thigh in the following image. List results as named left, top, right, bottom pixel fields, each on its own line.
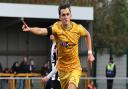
left=69, top=69, right=82, bottom=88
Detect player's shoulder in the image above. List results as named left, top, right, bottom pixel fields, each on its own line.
left=53, top=21, right=61, bottom=27
left=71, top=21, right=84, bottom=29
left=71, top=21, right=78, bottom=26
left=52, top=21, right=61, bottom=33
left=71, top=21, right=83, bottom=27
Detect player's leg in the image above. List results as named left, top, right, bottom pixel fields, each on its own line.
left=68, top=82, right=76, bottom=89
left=68, top=69, right=82, bottom=89
left=58, top=69, right=81, bottom=89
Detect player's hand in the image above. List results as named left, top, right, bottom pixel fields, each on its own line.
left=42, top=76, right=49, bottom=82
left=87, top=54, right=95, bottom=69
left=22, top=21, right=30, bottom=32
left=87, top=54, right=95, bottom=62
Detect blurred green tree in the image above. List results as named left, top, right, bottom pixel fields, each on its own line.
left=93, top=0, right=128, bottom=55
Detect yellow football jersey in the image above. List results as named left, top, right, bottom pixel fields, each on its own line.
left=52, top=21, right=88, bottom=72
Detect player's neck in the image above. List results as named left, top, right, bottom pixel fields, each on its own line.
left=62, top=22, right=72, bottom=30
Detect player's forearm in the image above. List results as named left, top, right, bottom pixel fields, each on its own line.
left=47, top=66, right=57, bottom=78
left=86, top=31, right=95, bottom=62
left=85, top=31, right=92, bottom=52
left=28, top=27, right=48, bottom=36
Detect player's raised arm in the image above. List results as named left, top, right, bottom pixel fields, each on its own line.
left=22, top=21, right=48, bottom=36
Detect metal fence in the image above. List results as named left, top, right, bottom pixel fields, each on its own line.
left=0, top=77, right=128, bottom=89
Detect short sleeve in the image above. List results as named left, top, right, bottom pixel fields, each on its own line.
left=78, top=24, right=88, bottom=36
left=51, top=22, right=58, bottom=35
left=46, top=22, right=57, bottom=37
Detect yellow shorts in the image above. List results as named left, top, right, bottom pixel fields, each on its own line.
left=58, top=69, right=82, bottom=89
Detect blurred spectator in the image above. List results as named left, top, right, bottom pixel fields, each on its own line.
left=3, top=67, right=10, bottom=73
left=11, top=61, right=20, bottom=89
left=11, top=61, right=20, bottom=74
left=28, top=59, right=36, bottom=89
left=3, top=68, right=10, bottom=89
left=28, top=59, right=35, bottom=73
left=18, top=56, right=29, bottom=89
left=20, top=56, right=29, bottom=73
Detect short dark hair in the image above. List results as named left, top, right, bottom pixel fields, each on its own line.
left=58, top=2, right=71, bottom=15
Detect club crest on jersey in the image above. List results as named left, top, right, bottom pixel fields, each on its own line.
left=59, top=41, right=76, bottom=48
left=60, top=41, right=69, bottom=48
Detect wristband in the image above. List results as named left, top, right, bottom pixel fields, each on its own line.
left=88, top=50, right=92, bottom=54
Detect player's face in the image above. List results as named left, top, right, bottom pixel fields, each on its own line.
left=59, top=8, right=71, bottom=26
